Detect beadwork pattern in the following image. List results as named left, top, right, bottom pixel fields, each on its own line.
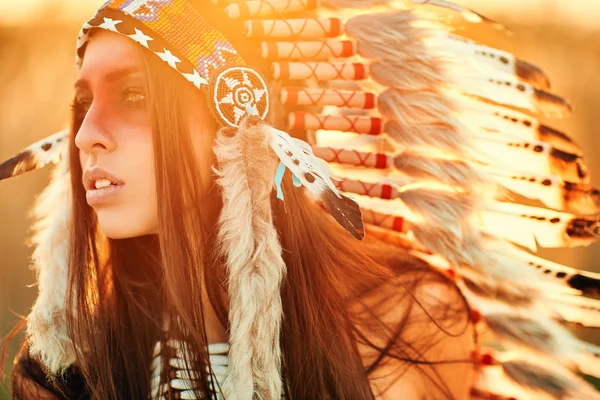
left=77, top=0, right=245, bottom=84
left=209, top=66, right=270, bottom=127
left=74, top=0, right=276, bottom=127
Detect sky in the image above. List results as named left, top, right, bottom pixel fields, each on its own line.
left=0, top=0, right=599, bottom=30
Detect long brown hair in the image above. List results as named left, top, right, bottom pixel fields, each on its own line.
left=6, top=45, right=472, bottom=399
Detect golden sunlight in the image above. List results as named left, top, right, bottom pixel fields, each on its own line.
left=1, top=0, right=599, bottom=28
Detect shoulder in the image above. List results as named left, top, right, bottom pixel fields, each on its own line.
left=354, top=261, right=476, bottom=400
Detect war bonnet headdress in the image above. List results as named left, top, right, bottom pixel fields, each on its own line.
left=3, top=0, right=600, bottom=398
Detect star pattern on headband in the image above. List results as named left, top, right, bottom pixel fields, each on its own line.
left=99, top=17, right=122, bottom=32
left=128, top=28, right=153, bottom=48
left=157, top=48, right=181, bottom=69
left=182, top=69, right=208, bottom=89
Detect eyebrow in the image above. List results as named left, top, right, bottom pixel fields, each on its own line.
left=74, top=66, right=142, bottom=90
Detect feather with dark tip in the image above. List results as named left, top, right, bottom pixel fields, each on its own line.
left=434, top=34, right=550, bottom=91
left=474, top=136, right=588, bottom=184
left=489, top=170, right=600, bottom=214
left=450, top=71, right=570, bottom=118
left=481, top=202, right=600, bottom=250
left=460, top=97, right=581, bottom=156
left=534, top=88, right=573, bottom=118
left=515, top=59, right=551, bottom=91
left=266, top=124, right=365, bottom=240
left=537, top=124, right=582, bottom=156
left=321, top=188, right=365, bottom=240
left=494, top=238, right=600, bottom=298
left=566, top=216, right=600, bottom=245
left=0, top=130, right=68, bottom=182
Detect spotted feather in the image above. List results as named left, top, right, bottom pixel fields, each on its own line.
left=265, top=124, right=365, bottom=240
left=0, top=130, right=68, bottom=181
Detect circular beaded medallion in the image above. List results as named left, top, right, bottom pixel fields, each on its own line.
left=209, top=66, right=270, bottom=127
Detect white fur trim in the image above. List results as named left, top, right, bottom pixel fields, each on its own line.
left=26, top=159, right=75, bottom=374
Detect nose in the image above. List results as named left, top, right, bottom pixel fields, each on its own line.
left=75, top=103, right=117, bottom=156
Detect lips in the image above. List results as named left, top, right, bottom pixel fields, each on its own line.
left=83, top=167, right=125, bottom=206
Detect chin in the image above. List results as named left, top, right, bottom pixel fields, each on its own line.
left=95, top=208, right=158, bottom=239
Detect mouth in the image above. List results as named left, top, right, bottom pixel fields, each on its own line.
left=83, top=167, right=125, bottom=206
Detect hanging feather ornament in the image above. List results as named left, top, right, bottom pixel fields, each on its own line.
left=213, top=116, right=287, bottom=399
left=0, top=129, right=68, bottom=181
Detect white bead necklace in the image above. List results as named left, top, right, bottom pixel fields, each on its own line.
left=150, top=340, right=230, bottom=399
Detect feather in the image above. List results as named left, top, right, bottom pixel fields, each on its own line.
left=473, top=135, right=588, bottom=184
left=322, top=0, right=389, bottom=8
left=480, top=201, right=600, bottom=250
left=355, top=193, right=482, bottom=266
left=484, top=238, right=600, bottom=298
left=458, top=265, right=535, bottom=306
left=394, top=151, right=486, bottom=190
left=378, top=89, right=472, bottom=157
left=409, top=0, right=512, bottom=34
left=411, top=222, right=488, bottom=266
left=266, top=123, right=365, bottom=239
left=321, top=188, right=365, bottom=240
left=544, top=287, right=600, bottom=326
left=214, top=118, right=285, bottom=399
left=312, top=146, right=486, bottom=190
left=483, top=312, right=600, bottom=378
left=449, top=71, right=572, bottom=118
left=485, top=168, right=599, bottom=215
left=397, top=187, right=475, bottom=227
left=26, top=159, right=75, bottom=375
left=458, top=96, right=582, bottom=156
left=483, top=313, right=598, bottom=369
left=470, top=387, right=519, bottom=400
left=346, top=11, right=447, bottom=92
left=429, top=33, right=551, bottom=90
left=0, top=130, right=68, bottom=181
left=500, top=359, right=600, bottom=399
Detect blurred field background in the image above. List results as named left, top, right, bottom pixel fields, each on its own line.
left=1, top=0, right=600, bottom=398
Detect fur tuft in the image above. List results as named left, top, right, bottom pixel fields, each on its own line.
left=213, top=117, right=285, bottom=400
left=26, top=159, right=75, bottom=375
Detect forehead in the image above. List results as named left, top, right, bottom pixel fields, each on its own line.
left=79, top=31, right=141, bottom=78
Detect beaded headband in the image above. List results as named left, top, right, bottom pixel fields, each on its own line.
left=77, top=0, right=269, bottom=127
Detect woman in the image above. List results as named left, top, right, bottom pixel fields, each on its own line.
left=2, top=0, right=600, bottom=399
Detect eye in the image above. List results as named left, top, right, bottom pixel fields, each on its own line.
left=71, top=96, right=92, bottom=121
left=122, top=88, right=146, bottom=106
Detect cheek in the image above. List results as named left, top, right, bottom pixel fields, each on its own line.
left=95, top=129, right=159, bottom=238
left=122, top=130, right=157, bottom=231
left=79, top=149, right=88, bottom=168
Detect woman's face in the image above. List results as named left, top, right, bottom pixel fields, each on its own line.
left=74, top=31, right=210, bottom=239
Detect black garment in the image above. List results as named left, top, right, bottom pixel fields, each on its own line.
left=11, top=342, right=89, bottom=400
